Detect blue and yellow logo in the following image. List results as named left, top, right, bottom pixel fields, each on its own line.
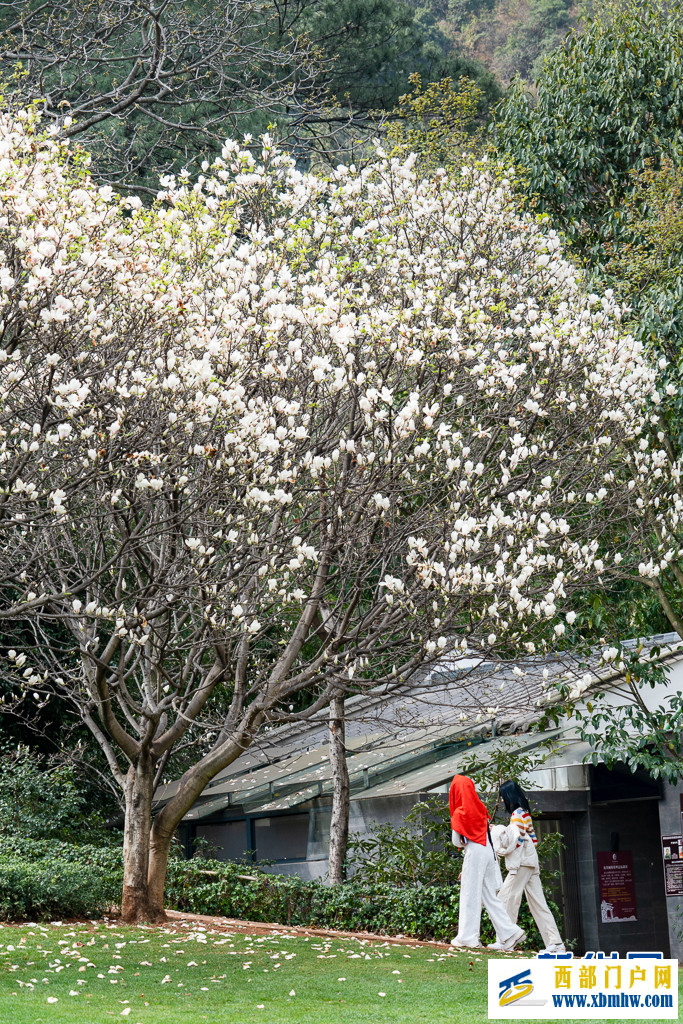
left=498, top=968, right=534, bottom=1006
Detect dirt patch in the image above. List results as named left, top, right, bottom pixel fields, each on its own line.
left=1, top=912, right=451, bottom=948
left=163, top=908, right=455, bottom=949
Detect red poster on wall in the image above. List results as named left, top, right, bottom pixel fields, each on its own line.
left=597, top=851, right=637, bottom=923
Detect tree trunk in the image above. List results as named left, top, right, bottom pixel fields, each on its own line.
left=121, top=753, right=164, bottom=923
left=328, top=695, right=350, bottom=884
left=130, top=717, right=266, bottom=920
left=147, top=816, right=175, bottom=920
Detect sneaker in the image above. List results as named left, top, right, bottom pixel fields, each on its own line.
left=450, top=938, right=484, bottom=949
left=487, top=941, right=505, bottom=951
left=500, top=927, right=525, bottom=951
left=541, top=943, right=566, bottom=954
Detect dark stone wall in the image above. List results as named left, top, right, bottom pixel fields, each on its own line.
left=657, top=782, right=683, bottom=962
left=577, top=800, right=670, bottom=957
left=575, top=809, right=599, bottom=954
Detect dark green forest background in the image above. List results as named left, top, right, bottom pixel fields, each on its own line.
left=410, top=0, right=584, bottom=85
left=0, top=0, right=582, bottom=194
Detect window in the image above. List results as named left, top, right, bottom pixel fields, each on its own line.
left=254, top=813, right=309, bottom=861
left=195, top=821, right=249, bottom=861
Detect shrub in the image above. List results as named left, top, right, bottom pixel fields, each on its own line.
left=165, top=857, right=547, bottom=947
left=0, top=838, right=123, bottom=921
left=347, top=796, right=462, bottom=888
left=0, top=836, right=124, bottom=872
left=0, top=859, right=120, bottom=920
left=165, top=859, right=462, bottom=939
left=0, top=747, right=114, bottom=844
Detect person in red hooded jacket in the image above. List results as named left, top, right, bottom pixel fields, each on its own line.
left=449, top=774, right=525, bottom=950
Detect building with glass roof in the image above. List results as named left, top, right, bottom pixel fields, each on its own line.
left=154, top=634, right=683, bottom=959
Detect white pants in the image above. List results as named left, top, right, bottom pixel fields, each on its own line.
left=456, top=839, right=520, bottom=945
left=498, top=865, right=563, bottom=948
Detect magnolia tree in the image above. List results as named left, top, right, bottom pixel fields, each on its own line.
left=0, top=109, right=673, bottom=921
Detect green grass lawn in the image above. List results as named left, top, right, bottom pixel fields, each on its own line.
left=0, top=920, right=678, bottom=1024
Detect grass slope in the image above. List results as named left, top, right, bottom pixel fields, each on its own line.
left=0, top=920, right=677, bottom=1024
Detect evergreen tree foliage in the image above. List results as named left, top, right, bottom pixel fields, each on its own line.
left=297, top=0, right=500, bottom=112
left=493, top=0, right=683, bottom=261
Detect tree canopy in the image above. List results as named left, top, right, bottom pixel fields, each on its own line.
left=493, top=0, right=683, bottom=261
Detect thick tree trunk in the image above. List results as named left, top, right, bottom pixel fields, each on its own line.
left=147, top=817, right=175, bottom=920
left=121, top=753, right=164, bottom=923
left=328, top=695, right=350, bottom=885
left=129, top=716, right=267, bottom=920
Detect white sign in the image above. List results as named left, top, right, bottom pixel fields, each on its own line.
left=488, top=958, right=677, bottom=1019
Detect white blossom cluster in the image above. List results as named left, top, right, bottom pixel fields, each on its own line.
left=0, top=109, right=675, bottom=751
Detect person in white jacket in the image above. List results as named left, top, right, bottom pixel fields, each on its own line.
left=449, top=774, right=525, bottom=950
left=489, top=779, right=566, bottom=954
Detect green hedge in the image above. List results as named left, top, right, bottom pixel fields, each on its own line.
left=166, top=860, right=462, bottom=940
left=0, top=839, right=123, bottom=921
left=0, top=844, right=548, bottom=948
left=0, top=836, right=124, bottom=871
left=0, top=859, right=120, bottom=920
left=166, top=859, right=547, bottom=947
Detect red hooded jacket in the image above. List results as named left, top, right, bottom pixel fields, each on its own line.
left=449, top=774, right=489, bottom=847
